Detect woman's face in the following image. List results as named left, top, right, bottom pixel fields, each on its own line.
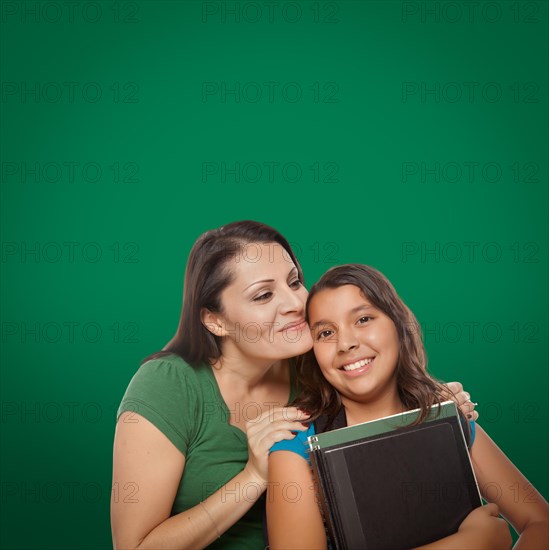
left=308, top=284, right=400, bottom=405
left=213, top=242, right=313, bottom=363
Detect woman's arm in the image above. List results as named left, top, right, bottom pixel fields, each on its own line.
left=111, top=412, right=262, bottom=549
left=471, top=423, right=549, bottom=549
left=267, top=451, right=327, bottom=550
left=112, top=408, right=309, bottom=549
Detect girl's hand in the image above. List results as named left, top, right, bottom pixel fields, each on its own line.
left=244, top=406, right=310, bottom=484
left=414, top=503, right=512, bottom=550
left=457, top=503, right=512, bottom=549
left=444, top=381, right=479, bottom=421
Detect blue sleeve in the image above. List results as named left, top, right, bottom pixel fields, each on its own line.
left=458, top=414, right=477, bottom=449
left=269, top=423, right=315, bottom=463
left=469, top=420, right=476, bottom=446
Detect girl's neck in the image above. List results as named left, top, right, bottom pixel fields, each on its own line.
left=342, top=389, right=405, bottom=427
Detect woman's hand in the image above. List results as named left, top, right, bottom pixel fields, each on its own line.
left=457, top=503, right=512, bottom=549
left=444, top=381, right=479, bottom=420
left=244, top=406, right=310, bottom=485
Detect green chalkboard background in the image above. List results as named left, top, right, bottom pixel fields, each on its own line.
left=1, top=1, right=547, bottom=548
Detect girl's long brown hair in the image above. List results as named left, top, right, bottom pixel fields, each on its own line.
left=293, top=264, right=451, bottom=428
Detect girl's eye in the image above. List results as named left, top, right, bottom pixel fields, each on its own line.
left=358, top=316, right=372, bottom=324
left=316, top=329, right=333, bottom=341
left=253, top=292, right=272, bottom=302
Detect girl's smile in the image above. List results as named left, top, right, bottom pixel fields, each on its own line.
left=339, top=356, right=375, bottom=376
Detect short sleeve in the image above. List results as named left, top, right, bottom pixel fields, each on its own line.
left=269, top=424, right=315, bottom=464
left=469, top=420, right=476, bottom=446
left=458, top=414, right=477, bottom=449
left=117, top=358, right=199, bottom=456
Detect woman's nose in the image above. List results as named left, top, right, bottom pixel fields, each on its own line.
left=279, top=285, right=305, bottom=314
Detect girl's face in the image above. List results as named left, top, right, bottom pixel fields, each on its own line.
left=308, top=284, right=400, bottom=405
left=213, top=243, right=313, bottom=364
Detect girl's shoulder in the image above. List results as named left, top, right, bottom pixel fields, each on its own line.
left=459, top=415, right=477, bottom=448
left=269, top=423, right=316, bottom=462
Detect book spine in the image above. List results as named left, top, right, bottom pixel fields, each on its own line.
left=309, top=446, right=343, bottom=550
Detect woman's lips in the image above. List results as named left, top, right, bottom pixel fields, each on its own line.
left=281, top=319, right=307, bottom=332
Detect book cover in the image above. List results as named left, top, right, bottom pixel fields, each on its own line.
left=308, top=401, right=482, bottom=550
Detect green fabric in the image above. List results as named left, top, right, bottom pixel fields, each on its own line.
left=117, top=353, right=297, bottom=549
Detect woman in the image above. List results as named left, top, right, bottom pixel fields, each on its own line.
left=267, top=264, right=548, bottom=549
left=111, top=221, right=478, bottom=549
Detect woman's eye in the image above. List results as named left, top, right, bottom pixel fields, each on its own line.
left=290, top=279, right=302, bottom=289
left=253, top=292, right=272, bottom=302
left=358, top=316, right=372, bottom=324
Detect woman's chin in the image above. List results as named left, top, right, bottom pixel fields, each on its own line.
left=289, top=335, right=314, bottom=356
left=276, top=338, right=313, bottom=359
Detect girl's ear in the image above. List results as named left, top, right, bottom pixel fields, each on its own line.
left=201, top=308, right=228, bottom=337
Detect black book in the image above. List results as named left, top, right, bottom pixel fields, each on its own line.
left=308, top=401, right=482, bottom=550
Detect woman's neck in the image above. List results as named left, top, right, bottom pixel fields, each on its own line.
left=210, top=350, right=287, bottom=392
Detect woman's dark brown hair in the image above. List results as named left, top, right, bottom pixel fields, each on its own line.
left=293, top=264, right=450, bottom=427
left=143, top=220, right=304, bottom=367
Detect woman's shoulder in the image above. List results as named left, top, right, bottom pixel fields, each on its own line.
left=116, top=353, right=204, bottom=455
left=117, top=353, right=204, bottom=421
left=140, top=351, right=194, bottom=371
left=132, top=352, right=203, bottom=386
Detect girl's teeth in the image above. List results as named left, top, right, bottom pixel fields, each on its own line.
left=342, top=358, right=373, bottom=371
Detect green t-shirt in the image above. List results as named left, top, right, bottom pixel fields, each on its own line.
left=117, top=353, right=297, bottom=549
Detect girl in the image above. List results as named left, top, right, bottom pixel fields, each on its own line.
left=267, top=264, right=548, bottom=549
left=111, top=222, right=477, bottom=549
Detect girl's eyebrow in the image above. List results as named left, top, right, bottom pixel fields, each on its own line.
left=310, top=319, right=334, bottom=331
left=350, top=304, right=374, bottom=314
left=310, top=304, right=374, bottom=331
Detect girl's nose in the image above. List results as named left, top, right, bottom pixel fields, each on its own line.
left=337, top=326, right=360, bottom=353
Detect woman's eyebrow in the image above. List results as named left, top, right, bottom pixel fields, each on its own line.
left=243, top=278, right=274, bottom=292
left=242, top=267, right=298, bottom=292
left=287, top=266, right=298, bottom=278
